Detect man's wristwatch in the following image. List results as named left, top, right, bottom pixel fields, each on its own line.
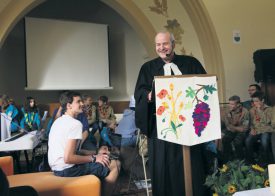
left=91, top=155, right=96, bottom=163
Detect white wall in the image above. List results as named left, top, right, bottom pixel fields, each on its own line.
left=203, top=0, right=275, bottom=101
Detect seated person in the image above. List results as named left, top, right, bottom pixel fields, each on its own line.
left=222, top=95, right=249, bottom=162
left=78, top=111, right=97, bottom=152
left=115, top=95, right=137, bottom=147
left=92, top=96, right=116, bottom=133
left=245, top=91, right=274, bottom=165
left=242, top=84, right=261, bottom=110
left=82, top=95, right=97, bottom=127
left=48, top=91, right=120, bottom=196
left=45, top=106, right=62, bottom=137
left=100, top=120, right=118, bottom=147
left=20, top=96, right=41, bottom=131
left=0, top=95, right=20, bottom=132
left=47, top=104, right=97, bottom=152
left=203, top=141, right=219, bottom=174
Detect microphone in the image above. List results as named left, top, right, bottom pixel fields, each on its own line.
left=165, top=51, right=174, bottom=57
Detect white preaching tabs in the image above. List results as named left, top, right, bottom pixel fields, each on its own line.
left=163, top=63, right=182, bottom=76
left=1, top=113, right=11, bottom=141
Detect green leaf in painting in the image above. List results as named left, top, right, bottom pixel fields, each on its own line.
left=204, top=85, right=217, bottom=94
left=171, top=121, right=176, bottom=132
left=185, top=87, right=196, bottom=98
left=203, top=95, right=209, bottom=101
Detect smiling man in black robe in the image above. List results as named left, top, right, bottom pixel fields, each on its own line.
left=134, top=31, right=208, bottom=196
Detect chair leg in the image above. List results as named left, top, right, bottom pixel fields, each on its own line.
left=24, top=150, right=30, bottom=172
left=141, top=154, right=150, bottom=196
left=12, top=151, right=21, bottom=173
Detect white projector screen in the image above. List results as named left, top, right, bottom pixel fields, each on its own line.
left=25, top=17, right=111, bottom=90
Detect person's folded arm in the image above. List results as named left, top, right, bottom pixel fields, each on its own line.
left=64, top=139, right=92, bottom=164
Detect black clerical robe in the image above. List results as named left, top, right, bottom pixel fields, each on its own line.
left=134, top=54, right=208, bottom=196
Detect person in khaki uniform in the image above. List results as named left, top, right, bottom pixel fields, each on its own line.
left=270, top=106, right=275, bottom=160
left=97, top=96, right=116, bottom=126
left=245, top=91, right=274, bottom=165
left=222, top=95, right=249, bottom=162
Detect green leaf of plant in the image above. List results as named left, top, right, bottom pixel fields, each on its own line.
left=185, top=87, right=196, bottom=98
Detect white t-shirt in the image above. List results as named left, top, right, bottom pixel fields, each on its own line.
left=48, top=114, right=83, bottom=171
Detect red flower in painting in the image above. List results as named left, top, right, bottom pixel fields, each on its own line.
left=157, top=89, right=168, bottom=99
left=157, top=106, right=165, bottom=115
left=179, top=115, right=186, bottom=122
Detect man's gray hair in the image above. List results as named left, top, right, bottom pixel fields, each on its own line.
left=156, top=31, right=175, bottom=44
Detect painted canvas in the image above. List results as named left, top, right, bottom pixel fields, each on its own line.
left=154, top=75, right=221, bottom=146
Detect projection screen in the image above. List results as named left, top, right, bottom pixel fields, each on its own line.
left=25, top=17, right=111, bottom=90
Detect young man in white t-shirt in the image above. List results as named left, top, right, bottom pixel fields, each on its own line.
left=48, top=91, right=120, bottom=196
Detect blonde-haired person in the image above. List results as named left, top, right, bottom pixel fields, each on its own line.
left=0, top=94, right=20, bottom=132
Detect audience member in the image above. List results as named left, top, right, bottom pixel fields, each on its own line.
left=242, top=84, right=261, bottom=110
left=245, top=91, right=274, bottom=165
left=20, top=96, right=41, bottom=131
left=46, top=103, right=97, bottom=152
left=271, top=106, right=275, bottom=161
left=78, top=111, right=97, bottom=152
left=82, top=95, right=97, bottom=127
left=48, top=91, right=120, bottom=196
left=100, top=120, right=118, bottom=147
left=45, top=105, right=62, bottom=137
left=115, top=95, right=137, bottom=147
left=98, top=95, right=116, bottom=124
left=93, top=95, right=116, bottom=132
left=0, top=94, right=20, bottom=132
left=222, top=95, right=249, bottom=162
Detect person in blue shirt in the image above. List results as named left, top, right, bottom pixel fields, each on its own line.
left=115, top=95, right=137, bottom=147
left=0, top=94, right=20, bottom=132
left=78, top=111, right=97, bottom=151
left=20, top=97, right=41, bottom=131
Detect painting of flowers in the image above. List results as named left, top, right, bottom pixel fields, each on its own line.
left=154, top=75, right=221, bottom=146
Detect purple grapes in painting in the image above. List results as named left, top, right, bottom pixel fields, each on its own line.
left=192, top=102, right=210, bottom=137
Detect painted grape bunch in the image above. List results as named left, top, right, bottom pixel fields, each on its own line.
left=186, top=84, right=216, bottom=137
left=192, top=102, right=210, bottom=137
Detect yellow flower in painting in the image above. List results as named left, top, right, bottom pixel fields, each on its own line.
left=167, top=94, right=172, bottom=100
left=213, top=193, right=219, bottom=196
left=169, top=83, right=174, bottom=91
left=264, top=179, right=270, bottom=187
left=252, top=164, right=265, bottom=172
left=179, top=102, right=184, bottom=109
left=227, top=185, right=237, bottom=194
left=219, top=164, right=228, bottom=173
left=177, top=91, right=182, bottom=98
left=162, top=102, right=169, bottom=109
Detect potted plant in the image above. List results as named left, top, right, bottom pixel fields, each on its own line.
left=205, top=160, right=269, bottom=196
